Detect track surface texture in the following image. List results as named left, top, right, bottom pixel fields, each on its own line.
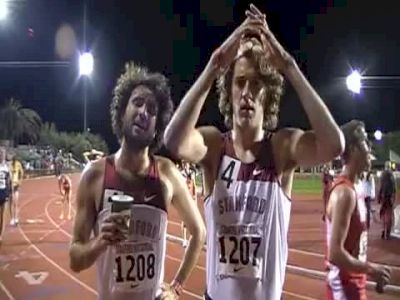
left=0, top=174, right=399, bottom=300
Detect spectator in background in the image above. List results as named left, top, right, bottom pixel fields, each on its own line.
left=0, top=147, right=12, bottom=244
left=10, top=156, right=24, bottom=226
left=54, top=150, right=64, bottom=177
left=378, top=165, right=396, bottom=240
left=179, top=161, right=198, bottom=248
left=363, top=171, right=375, bottom=229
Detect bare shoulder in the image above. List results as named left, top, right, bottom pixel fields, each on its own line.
left=270, top=127, right=302, bottom=172
left=154, top=156, right=175, bottom=172
left=153, top=156, right=184, bottom=182
left=78, top=158, right=106, bottom=189
left=330, top=184, right=356, bottom=208
left=198, top=125, right=224, bottom=167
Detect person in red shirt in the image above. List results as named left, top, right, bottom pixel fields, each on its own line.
left=326, top=120, right=391, bottom=299
left=58, top=173, right=72, bottom=220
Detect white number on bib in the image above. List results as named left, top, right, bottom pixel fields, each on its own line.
left=218, top=235, right=263, bottom=279
left=113, top=242, right=156, bottom=292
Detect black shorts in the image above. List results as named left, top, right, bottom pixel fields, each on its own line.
left=13, top=184, right=20, bottom=192
left=0, top=189, right=10, bottom=206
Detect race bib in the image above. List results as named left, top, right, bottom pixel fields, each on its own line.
left=0, top=172, right=6, bottom=189
left=358, top=231, right=368, bottom=262
left=217, top=233, right=263, bottom=280
left=113, top=242, right=157, bottom=293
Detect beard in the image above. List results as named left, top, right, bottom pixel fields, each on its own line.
left=122, top=119, right=154, bottom=151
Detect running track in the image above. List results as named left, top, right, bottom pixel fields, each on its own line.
left=0, top=174, right=399, bottom=300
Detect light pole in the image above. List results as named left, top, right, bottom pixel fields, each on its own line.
left=79, top=1, right=94, bottom=133
left=79, top=52, right=93, bottom=133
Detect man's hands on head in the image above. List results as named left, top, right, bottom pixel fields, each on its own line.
left=209, top=3, right=295, bottom=76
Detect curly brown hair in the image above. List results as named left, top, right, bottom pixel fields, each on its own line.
left=340, top=120, right=367, bottom=163
left=216, top=39, right=284, bottom=130
left=110, top=62, right=174, bottom=152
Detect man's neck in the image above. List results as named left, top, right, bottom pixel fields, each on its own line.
left=115, top=141, right=150, bottom=178
left=232, top=124, right=264, bottom=150
left=341, top=165, right=359, bottom=183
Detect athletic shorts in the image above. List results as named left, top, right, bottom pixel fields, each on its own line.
left=0, top=189, right=10, bottom=205
left=13, top=184, right=20, bottom=192
left=62, top=186, right=71, bottom=195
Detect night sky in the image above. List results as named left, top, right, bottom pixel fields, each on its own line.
left=1, top=0, right=399, bottom=153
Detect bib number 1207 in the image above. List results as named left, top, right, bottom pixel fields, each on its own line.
left=218, top=236, right=261, bottom=266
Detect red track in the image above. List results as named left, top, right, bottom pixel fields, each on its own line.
left=0, top=174, right=399, bottom=300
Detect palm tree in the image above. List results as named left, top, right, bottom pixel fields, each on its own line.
left=0, top=98, right=42, bottom=146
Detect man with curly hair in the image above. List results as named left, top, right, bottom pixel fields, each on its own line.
left=164, top=4, right=344, bottom=300
left=69, top=62, right=206, bottom=300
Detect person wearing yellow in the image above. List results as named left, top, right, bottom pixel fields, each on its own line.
left=10, top=156, right=23, bottom=226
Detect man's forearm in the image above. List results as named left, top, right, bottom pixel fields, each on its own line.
left=285, top=62, right=343, bottom=156
left=164, top=62, right=217, bottom=147
left=69, top=239, right=105, bottom=272
left=172, top=231, right=205, bottom=286
left=331, top=249, right=371, bottom=275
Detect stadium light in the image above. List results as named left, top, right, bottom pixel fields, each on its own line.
left=79, top=52, right=94, bottom=132
left=346, top=70, right=361, bottom=94
left=374, top=130, right=383, bottom=141
left=79, top=52, right=93, bottom=76
left=0, top=0, right=8, bottom=21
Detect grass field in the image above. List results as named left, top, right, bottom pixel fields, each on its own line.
left=292, top=175, right=322, bottom=194
left=195, top=173, right=324, bottom=195
left=195, top=173, right=400, bottom=196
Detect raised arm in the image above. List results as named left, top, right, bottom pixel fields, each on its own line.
left=164, top=18, right=264, bottom=164
left=248, top=4, right=344, bottom=168
left=93, top=149, right=104, bottom=157
left=277, top=64, right=344, bottom=167
left=82, top=151, right=90, bottom=164
left=160, top=159, right=206, bottom=296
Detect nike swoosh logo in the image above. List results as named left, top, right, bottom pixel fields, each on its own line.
left=144, top=194, right=157, bottom=202
left=233, top=266, right=244, bottom=273
left=130, top=283, right=139, bottom=288
left=253, top=169, right=263, bottom=176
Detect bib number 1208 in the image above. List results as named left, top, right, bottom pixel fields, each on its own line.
left=115, top=253, right=155, bottom=283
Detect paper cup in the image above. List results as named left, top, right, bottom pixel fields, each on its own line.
left=111, top=194, right=134, bottom=230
